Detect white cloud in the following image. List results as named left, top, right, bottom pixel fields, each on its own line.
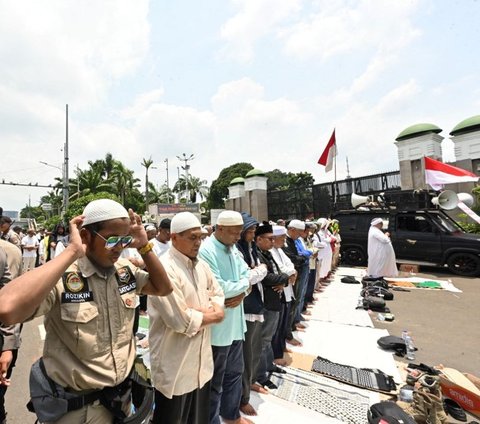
left=220, top=0, right=301, bottom=63
left=280, top=0, right=421, bottom=61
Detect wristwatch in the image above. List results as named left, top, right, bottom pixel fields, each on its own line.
left=137, top=242, right=154, bottom=255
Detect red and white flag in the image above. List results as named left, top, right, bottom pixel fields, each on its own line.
left=318, top=129, right=337, bottom=172
left=424, top=156, right=478, bottom=190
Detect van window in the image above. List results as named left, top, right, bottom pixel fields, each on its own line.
left=397, top=215, right=432, bottom=233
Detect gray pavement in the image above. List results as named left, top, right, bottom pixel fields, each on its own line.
left=3, top=267, right=480, bottom=423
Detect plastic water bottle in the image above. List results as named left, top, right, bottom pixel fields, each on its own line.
left=402, top=330, right=408, bottom=341
left=405, top=336, right=416, bottom=360
left=357, top=296, right=364, bottom=309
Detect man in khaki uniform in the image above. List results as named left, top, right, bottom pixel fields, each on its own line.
left=0, top=241, right=22, bottom=424
left=0, top=199, right=173, bottom=423
left=149, top=212, right=225, bottom=424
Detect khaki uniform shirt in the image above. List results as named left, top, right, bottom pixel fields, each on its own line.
left=148, top=247, right=224, bottom=399
left=33, top=257, right=150, bottom=391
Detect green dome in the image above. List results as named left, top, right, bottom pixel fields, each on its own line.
left=450, top=115, right=480, bottom=136
left=229, top=177, right=245, bottom=185
left=395, top=123, right=442, bottom=141
left=245, top=168, right=266, bottom=178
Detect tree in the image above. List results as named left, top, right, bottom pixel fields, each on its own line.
left=173, top=175, right=209, bottom=203
left=141, top=157, right=154, bottom=212
left=19, top=205, right=47, bottom=221
left=148, top=182, right=175, bottom=203
left=207, top=163, right=254, bottom=209
left=65, top=192, right=120, bottom=222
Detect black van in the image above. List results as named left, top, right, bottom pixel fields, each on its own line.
left=333, top=208, right=480, bottom=277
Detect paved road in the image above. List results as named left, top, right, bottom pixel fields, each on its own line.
left=372, top=266, right=480, bottom=376
left=3, top=267, right=480, bottom=422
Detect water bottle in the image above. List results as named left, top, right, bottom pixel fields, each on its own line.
left=357, top=296, right=364, bottom=309
left=401, top=330, right=408, bottom=341
left=405, top=335, right=416, bottom=360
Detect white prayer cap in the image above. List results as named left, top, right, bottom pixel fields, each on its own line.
left=201, top=227, right=209, bottom=234
left=273, top=225, right=287, bottom=236
left=216, top=211, right=243, bottom=226
left=82, top=199, right=129, bottom=227
left=316, top=217, right=328, bottom=228
left=145, top=225, right=156, bottom=232
left=287, top=219, right=305, bottom=230
left=371, top=217, right=383, bottom=226
left=171, top=212, right=201, bottom=234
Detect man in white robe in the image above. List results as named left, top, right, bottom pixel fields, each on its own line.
left=367, top=218, right=398, bottom=278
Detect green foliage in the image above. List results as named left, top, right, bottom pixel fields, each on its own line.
left=266, top=169, right=314, bottom=191
left=65, top=192, right=119, bottom=222
left=19, top=205, right=47, bottom=220
left=173, top=175, right=209, bottom=203
left=207, top=163, right=254, bottom=209
left=456, top=186, right=480, bottom=234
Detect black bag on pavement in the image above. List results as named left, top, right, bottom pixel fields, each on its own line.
left=363, top=296, right=388, bottom=312
left=377, top=336, right=406, bottom=356
left=368, top=401, right=416, bottom=424
left=341, top=276, right=360, bottom=284
left=361, top=286, right=394, bottom=301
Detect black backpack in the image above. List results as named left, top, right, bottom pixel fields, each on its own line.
left=377, top=336, right=407, bottom=356
left=368, top=401, right=416, bottom=424
left=361, top=286, right=394, bottom=301
left=341, top=276, right=360, bottom=284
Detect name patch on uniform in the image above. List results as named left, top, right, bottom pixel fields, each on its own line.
left=61, top=272, right=94, bottom=303
left=61, top=291, right=94, bottom=303
left=115, top=266, right=136, bottom=295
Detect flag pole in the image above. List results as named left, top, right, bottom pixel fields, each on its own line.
left=333, top=133, right=337, bottom=207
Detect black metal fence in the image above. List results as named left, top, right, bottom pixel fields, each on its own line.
left=267, top=170, right=401, bottom=221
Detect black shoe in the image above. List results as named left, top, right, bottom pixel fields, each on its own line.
left=270, top=365, right=287, bottom=374
left=444, top=398, right=467, bottom=422
left=262, top=379, right=278, bottom=390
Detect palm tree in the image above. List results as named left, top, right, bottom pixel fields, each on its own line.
left=148, top=182, right=175, bottom=203
left=111, top=162, right=141, bottom=205
left=141, top=157, right=154, bottom=211
left=173, top=175, right=209, bottom=203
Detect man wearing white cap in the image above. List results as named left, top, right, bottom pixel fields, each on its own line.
left=149, top=212, right=225, bottom=424
left=199, top=210, right=252, bottom=424
left=282, top=219, right=308, bottom=347
left=0, top=199, right=173, bottom=423
left=367, top=217, right=398, bottom=278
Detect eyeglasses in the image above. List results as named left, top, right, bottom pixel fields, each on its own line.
left=94, top=231, right=133, bottom=250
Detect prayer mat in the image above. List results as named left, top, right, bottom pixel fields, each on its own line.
left=270, top=370, right=370, bottom=424
left=311, top=355, right=397, bottom=393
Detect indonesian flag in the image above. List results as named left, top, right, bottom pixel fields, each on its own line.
left=318, top=129, right=337, bottom=172
left=424, top=156, right=479, bottom=190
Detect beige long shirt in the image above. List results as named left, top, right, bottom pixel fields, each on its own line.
left=148, top=246, right=224, bottom=399
left=33, top=257, right=150, bottom=391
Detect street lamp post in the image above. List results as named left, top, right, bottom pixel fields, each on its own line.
left=39, top=161, right=66, bottom=216
left=176, top=153, right=194, bottom=202
left=164, top=158, right=170, bottom=203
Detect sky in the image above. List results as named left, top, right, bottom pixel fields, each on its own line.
left=1, top=0, right=480, bottom=212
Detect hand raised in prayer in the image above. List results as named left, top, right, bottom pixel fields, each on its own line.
left=224, top=292, right=245, bottom=308
left=127, top=209, right=149, bottom=248
left=67, top=215, right=86, bottom=259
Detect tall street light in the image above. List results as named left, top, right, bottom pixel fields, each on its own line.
left=39, top=161, right=66, bottom=216
left=176, top=153, right=194, bottom=202
left=164, top=158, right=170, bottom=203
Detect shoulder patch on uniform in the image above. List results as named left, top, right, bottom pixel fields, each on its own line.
left=115, top=265, right=137, bottom=295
